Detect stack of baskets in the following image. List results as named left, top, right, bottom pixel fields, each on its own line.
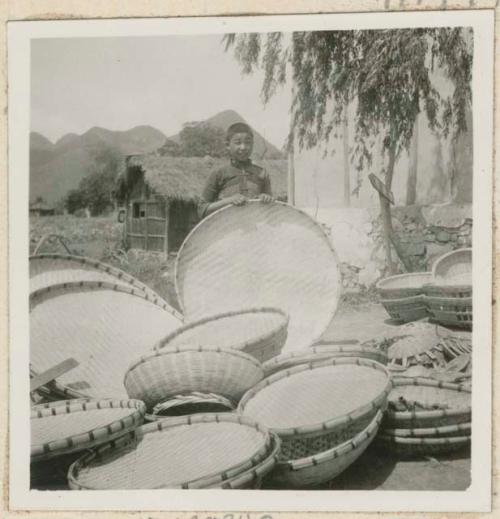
left=375, top=377, right=471, bottom=457
left=425, top=249, right=472, bottom=329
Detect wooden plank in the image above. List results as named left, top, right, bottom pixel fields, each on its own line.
left=30, top=358, right=79, bottom=392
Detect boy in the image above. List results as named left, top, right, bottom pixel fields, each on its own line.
left=198, top=122, right=274, bottom=218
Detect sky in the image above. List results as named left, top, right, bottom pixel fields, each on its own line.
left=30, top=35, right=292, bottom=149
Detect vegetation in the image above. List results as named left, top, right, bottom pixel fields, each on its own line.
left=224, top=28, right=473, bottom=273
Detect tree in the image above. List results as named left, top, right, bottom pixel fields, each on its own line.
left=178, top=122, right=228, bottom=157
left=224, top=28, right=472, bottom=273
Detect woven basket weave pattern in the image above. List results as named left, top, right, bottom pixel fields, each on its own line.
left=380, top=296, right=428, bottom=322
left=175, top=201, right=341, bottom=353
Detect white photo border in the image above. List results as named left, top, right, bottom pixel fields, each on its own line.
left=8, top=9, right=494, bottom=512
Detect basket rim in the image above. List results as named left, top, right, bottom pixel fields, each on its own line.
left=425, top=296, right=473, bottom=304
left=29, top=279, right=184, bottom=320
left=381, top=422, right=471, bottom=437
left=263, top=344, right=388, bottom=371
left=380, top=295, right=425, bottom=304
left=154, top=307, right=289, bottom=352
left=68, top=413, right=272, bottom=490
left=125, top=344, right=263, bottom=378
left=377, top=434, right=470, bottom=445
left=276, top=409, right=383, bottom=470
left=31, top=399, right=146, bottom=461
left=238, top=357, right=391, bottom=437
left=30, top=253, right=181, bottom=318
left=376, top=272, right=433, bottom=290
left=387, top=377, right=471, bottom=420
left=432, top=248, right=472, bottom=278
left=173, top=199, right=342, bottom=350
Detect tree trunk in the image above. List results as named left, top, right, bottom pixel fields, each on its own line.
left=342, top=109, right=350, bottom=207
left=406, top=119, right=418, bottom=205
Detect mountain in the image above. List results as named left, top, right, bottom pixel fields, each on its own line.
left=168, top=109, right=285, bottom=160
left=30, top=126, right=167, bottom=205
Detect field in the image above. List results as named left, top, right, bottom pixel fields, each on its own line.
left=29, top=215, right=180, bottom=309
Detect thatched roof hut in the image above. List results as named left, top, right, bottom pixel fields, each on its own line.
left=116, top=153, right=288, bottom=254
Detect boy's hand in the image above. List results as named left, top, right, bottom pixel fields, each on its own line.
left=259, top=193, right=274, bottom=204
left=228, top=194, right=247, bottom=206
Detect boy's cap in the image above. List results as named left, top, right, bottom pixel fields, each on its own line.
left=226, top=122, right=253, bottom=142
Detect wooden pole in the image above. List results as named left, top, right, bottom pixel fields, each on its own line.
left=406, top=119, right=419, bottom=205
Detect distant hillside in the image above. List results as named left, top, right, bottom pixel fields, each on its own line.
left=168, top=109, right=285, bottom=160
left=30, top=126, right=167, bottom=205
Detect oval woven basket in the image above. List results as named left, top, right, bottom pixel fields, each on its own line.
left=175, top=201, right=341, bottom=353
left=375, top=434, right=470, bottom=458
left=380, top=421, right=471, bottom=438
left=376, top=272, right=433, bottom=299
left=30, top=254, right=175, bottom=310
left=432, top=248, right=472, bottom=286
left=31, top=398, right=145, bottom=463
left=68, top=413, right=272, bottom=490
left=380, top=295, right=428, bottom=323
left=262, top=345, right=388, bottom=377
left=266, top=409, right=383, bottom=488
left=154, top=307, right=288, bottom=363
left=426, top=296, right=473, bottom=329
left=30, top=281, right=183, bottom=399
left=239, top=357, right=391, bottom=461
left=124, top=345, right=265, bottom=409
left=385, top=377, right=471, bottom=428
left=424, top=284, right=472, bottom=299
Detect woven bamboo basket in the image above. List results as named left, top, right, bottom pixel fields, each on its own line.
left=30, top=254, right=175, bottom=310
left=145, top=392, right=235, bottom=422
left=68, top=413, right=273, bottom=489
left=426, top=296, right=472, bottom=329
left=175, top=201, right=341, bottom=353
left=380, top=295, right=428, bottom=322
left=239, top=358, right=391, bottom=461
left=124, top=345, right=265, bottom=409
left=262, top=344, right=388, bottom=377
left=424, top=284, right=472, bottom=299
left=265, top=409, right=383, bottom=488
left=30, top=281, right=183, bottom=399
left=376, top=272, right=433, bottom=300
left=384, top=377, right=471, bottom=429
left=154, top=308, right=288, bottom=363
left=375, top=434, right=470, bottom=457
left=380, top=421, right=471, bottom=438
left=31, top=398, right=145, bottom=463
left=432, top=248, right=472, bottom=286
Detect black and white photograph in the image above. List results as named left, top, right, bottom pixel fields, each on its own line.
left=7, top=10, right=493, bottom=513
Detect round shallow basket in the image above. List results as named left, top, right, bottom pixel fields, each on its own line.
left=68, top=413, right=273, bottom=490
left=124, top=345, right=265, bottom=409
left=376, top=272, right=433, bottom=300
left=426, top=296, right=472, bottom=329
left=375, top=434, right=470, bottom=458
left=380, top=421, right=471, bottom=438
left=145, top=392, right=235, bottom=422
left=31, top=399, right=145, bottom=463
left=424, top=284, right=472, bottom=299
left=155, top=308, right=288, bottom=363
left=262, top=345, right=388, bottom=377
left=384, top=377, right=471, bottom=429
left=30, top=281, right=183, bottom=399
left=175, top=201, right=341, bottom=353
left=380, top=295, right=428, bottom=323
left=266, top=409, right=383, bottom=489
left=432, top=248, right=472, bottom=286
left=239, top=357, right=391, bottom=461
left=30, top=254, right=172, bottom=306
left=207, top=433, right=281, bottom=489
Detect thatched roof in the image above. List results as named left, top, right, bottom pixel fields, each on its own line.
left=118, top=154, right=288, bottom=202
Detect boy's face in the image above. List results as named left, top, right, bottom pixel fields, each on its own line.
left=228, top=132, right=253, bottom=162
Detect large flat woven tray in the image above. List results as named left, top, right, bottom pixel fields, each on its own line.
left=266, top=409, right=383, bottom=488
left=239, top=358, right=391, bottom=460
left=68, top=414, right=272, bottom=489
left=30, top=281, right=183, bottom=399
left=124, top=345, right=264, bottom=409
left=31, top=399, right=145, bottom=462
left=154, top=307, right=288, bottom=363
left=175, top=201, right=341, bottom=353
left=380, top=422, right=471, bottom=438
left=385, top=377, right=471, bottom=428
left=375, top=434, right=470, bottom=457
left=30, top=254, right=176, bottom=312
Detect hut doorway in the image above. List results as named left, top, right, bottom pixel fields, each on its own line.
left=167, top=199, right=199, bottom=252
left=126, top=197, right=168, bottom=253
